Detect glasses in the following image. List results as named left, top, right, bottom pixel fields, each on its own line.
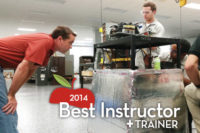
left=140, top=10, right=152, bottom=15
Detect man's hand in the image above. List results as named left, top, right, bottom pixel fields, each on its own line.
left=151, top=47, right=157, bottom=50
left=2, top=95, right=17, bottom=114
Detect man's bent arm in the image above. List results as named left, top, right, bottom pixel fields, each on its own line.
left=8, top=60, right=38, bottom=96
left=2, top=59, right=38, bottom=114
left=185, top=54, right=200, bottom=87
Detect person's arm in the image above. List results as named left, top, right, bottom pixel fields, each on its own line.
left=184, top=54, right=200, bottom=87
left=2, top=59, right=38, bottom=114
left=183, top=77, right=191, bottom=87
left=150, top=23, right=164, bottom=54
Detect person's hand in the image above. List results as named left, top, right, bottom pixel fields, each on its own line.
left=2, top=95, right=17, bottom=114
left=151, top=47, right=157, bottom=50
left=158, top=73, right=169, bottom=83
left=144, top=54, right=152, bottom=68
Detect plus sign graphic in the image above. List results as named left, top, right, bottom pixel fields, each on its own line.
left=127, top=120, right=134, bottom=128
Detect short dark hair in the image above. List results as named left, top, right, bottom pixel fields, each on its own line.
left=180, top=39, right=191, bottom=54
left=51, top=26, right=76, bottom=40
left=143, top=2, right=157, bottom=11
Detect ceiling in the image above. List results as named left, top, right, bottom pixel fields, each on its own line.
left=0, top=0, right=199, bottom=38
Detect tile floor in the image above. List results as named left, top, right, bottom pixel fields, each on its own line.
left=5, top=77, right=89, bottom=133
left=5, top=77, right=198, bottom=133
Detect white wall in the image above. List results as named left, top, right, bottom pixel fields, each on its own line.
left=70, top=46, right=93, bottom=73
left=69, top=25, right=96, bottom=73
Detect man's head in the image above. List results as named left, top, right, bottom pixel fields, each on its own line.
left=142, top=2, right=157, bottom=23
left=52, top=26, right=76, bottom=53
left=170, top=39, right=191, bottom=62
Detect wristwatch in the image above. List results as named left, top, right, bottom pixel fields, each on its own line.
left=194, top=84, right=200, bottom=88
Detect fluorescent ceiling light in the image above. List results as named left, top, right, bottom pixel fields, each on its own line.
left=30, top=10, right=50, bottom=16
left=17, top=28, right=37, bottom=32
left=184, top=3, right=200, bottom=10
left=36, top=0, right=67, bottom=4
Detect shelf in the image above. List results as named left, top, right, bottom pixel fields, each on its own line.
left=79, top=56, right=94, bottom=88
left=94, top=34, right=182, bottom=69
left=99, top=63, right=112, bottom=66
left=94, top=34, right=180, bottom=49
left=80, top=63, right=94, bottom=67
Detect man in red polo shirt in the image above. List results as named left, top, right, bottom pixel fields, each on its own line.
left=0, top=26, right=76, bottom=133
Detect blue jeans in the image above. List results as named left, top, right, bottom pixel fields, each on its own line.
left=0, top=67, right=18, bottom=133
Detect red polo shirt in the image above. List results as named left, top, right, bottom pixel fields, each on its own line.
left=0, top=33, right=55, bottom=68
